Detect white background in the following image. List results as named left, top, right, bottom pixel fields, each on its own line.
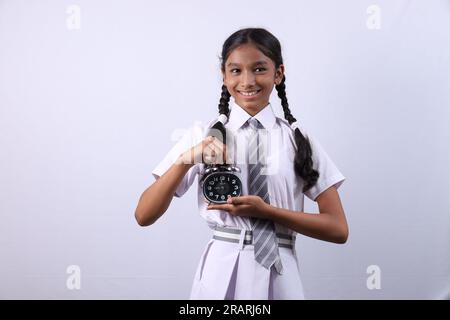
left=1, top=0, right=449, bottom=299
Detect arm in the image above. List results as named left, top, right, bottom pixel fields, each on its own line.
left=265, top=186, right=348, bottom=243
left=207, top=186, right=348, bottom=244
left=135, top=136, right=223, bottom=227
left=134, top=161, right=194, bottom=226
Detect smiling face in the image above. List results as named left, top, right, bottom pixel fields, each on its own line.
left=222, top=43, right=284, bottom=116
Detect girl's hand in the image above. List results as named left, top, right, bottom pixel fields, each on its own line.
left=207, top=195, right=270, bottom=219
left=176, top=136, right=228, bottom=165
left=202, top=136, right=229, bottom=165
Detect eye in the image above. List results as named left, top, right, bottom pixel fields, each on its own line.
left=255, top=67, right=266, bottom=72
left=230, top=68, right=240, bottom=74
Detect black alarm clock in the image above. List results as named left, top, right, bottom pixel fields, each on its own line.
left=200, top=117, right=243, bottom=204
left=201, top=165, right=242, bottom=204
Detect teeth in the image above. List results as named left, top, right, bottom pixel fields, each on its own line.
left=240, top=90, right=259, bottom=96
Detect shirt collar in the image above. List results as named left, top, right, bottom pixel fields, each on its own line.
left=227, top=101, right=277, bottom=132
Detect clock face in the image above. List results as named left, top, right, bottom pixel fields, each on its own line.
left=202, top=172, right=242, bottom=204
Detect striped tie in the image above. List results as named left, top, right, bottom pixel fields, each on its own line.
left=247, top=118, right=283, bottom=274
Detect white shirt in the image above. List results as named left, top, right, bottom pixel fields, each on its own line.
left=152, top=101, right=345, bottom=234
left=152, top=101, right=346, bottom=299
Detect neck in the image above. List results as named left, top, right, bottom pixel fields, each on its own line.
left=237, top=102, right=270, bottom=117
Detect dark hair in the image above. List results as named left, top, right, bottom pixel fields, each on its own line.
left=215, top=28, right=319, bottom=192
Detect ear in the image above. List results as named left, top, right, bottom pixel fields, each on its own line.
left=221, top=70, right=229, bottom=89
left=221, top=69, right=226, bottom=82
left=274, top=64, right=285, bottom=85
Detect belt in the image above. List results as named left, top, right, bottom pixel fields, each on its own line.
left=213, top=226, right=295, bottom=249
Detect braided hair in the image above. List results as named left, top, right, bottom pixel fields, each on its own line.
left=214, top=28, right=319, bottom=192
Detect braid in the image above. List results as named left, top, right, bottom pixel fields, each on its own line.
left=276, top=76, right=296, bottom=124
left=218, top=84, right=231, bottom=116
left=207, top=85, right=231, bottom=148
left=276, top=76, right=319, bottom=192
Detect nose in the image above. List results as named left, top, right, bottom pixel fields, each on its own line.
left=240, top=70, right=256, bottom=88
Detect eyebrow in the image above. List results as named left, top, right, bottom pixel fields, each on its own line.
left=226, top=61, right=268, bottom=67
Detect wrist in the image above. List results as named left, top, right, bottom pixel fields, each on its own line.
left=175, top=151, right=195, bottom=168
left=261, top=202, right=274, bottom=219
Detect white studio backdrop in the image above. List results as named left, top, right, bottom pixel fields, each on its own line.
left=0, top=0, right=449, bottom=299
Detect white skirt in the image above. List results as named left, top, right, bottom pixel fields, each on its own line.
left=190, top=238, right=305, bottom=300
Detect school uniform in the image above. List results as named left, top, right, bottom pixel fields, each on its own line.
left=152, top=101, right=345, bottom=300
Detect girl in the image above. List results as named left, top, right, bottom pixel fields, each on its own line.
left=135, top=28, right=348, bottom=300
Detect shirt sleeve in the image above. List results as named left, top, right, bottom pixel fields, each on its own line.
left=151, top=126, right=203, bottom=198
left=302, top=132, right=346, bottom=201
